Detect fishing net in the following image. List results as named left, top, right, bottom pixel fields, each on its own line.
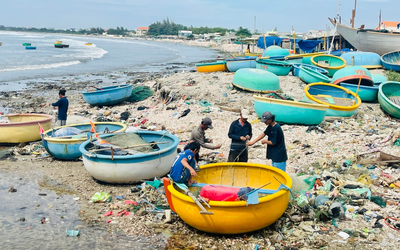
left=128, top=86, right=154, bottom=102
left=53, top=127, right=83, bottom=137
left=101, top=133, right=155, bottom=153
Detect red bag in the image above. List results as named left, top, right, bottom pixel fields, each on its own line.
left=200, top=185, right=240, bottom=201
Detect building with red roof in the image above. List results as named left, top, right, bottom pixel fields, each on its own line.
left=376, top=21, right=400, bottom=31
left=137, top=27, right=149, bottom=36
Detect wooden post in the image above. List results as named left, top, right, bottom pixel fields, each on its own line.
left=293, top=33, right=296, bottom=54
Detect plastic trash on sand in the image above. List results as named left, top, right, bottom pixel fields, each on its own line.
left=53, top=127, right=82, bottom=137
left=91, top=192, right=111, bottom=203
left=66, top=229, right=80, bottom=237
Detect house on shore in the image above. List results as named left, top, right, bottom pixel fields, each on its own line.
left=178, top=30, right=192, bottom=39
left=136, top=27, right=149, bottom=36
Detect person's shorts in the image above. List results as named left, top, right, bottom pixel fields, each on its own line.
left=272, top=161, right=286, bottom=172
left=58, top=120, right=66, bottom=126
left=174, top=168, right=191, bottom=185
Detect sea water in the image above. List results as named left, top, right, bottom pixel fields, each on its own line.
left=0, top=31, right=218, bottom=90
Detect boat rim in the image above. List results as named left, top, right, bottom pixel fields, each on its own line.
left=82, top=83, right=132, bottom=95
left=378, top=81, right=400, bottom=106
left=79, top=130, right=179, bottom=160
left=299, top=65, right=331, bottom=81
left=168, top=162, right=292, bottom=207
left=256, top=58, right=292, bottom=67
left=42, top=122, right=127, bottom=143
left=0, top=113, right=52, bottom=127
left=305, top=82, right=362, bottom=110
left=311, top=55, right=347, bottom=69
left=232, top=82, right=279, bottom=93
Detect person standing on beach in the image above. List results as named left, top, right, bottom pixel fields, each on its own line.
left=228, top=109, right=252, bottom=162
left=247, top=111, right=288, bottom=171
left=50, top=89, right=69, bottom=126
left=170, top=141, right=200, bottom=186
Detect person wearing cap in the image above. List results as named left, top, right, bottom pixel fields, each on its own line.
left=170, top=141, right=200, bottom=186
left=227, top=109, right=252, bottom=162
left=247, top=111, right=288, bottom=171
left=50, top=89, right=69, bottom=126
left=189, top=117, right=222, bottom=150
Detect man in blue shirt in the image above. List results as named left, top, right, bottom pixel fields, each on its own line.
left=228, top=109, right=252, bottom=162
left=51, top=90, right=69, bottom=126
left=170, top=141, right=200, bottom=186
left=247, top=111, right=288, bottom=171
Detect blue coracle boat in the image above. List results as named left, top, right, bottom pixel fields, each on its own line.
left=256, top=58, right=292, bottom=76
left=340, top=52, right=382, bottom=69
left=378, top=81, right=400, bottom=118
left=331, top=66, right=374, bottom=86
left=225, top=58, right=256, bottom=72
left=381, top=51, right=400, bottom=72
left=79, top=131, right=179, bottom=184
left=254, top=95, right=328, bottom=125
left=82, top=84, right=133, bottom=106
left=232, top=68, right=280, bottom=92
left=340, top=83, right=379, bottom=102
left=298, top=65, right=331, bottom=84
left=42, top=122, right=127, bottom=160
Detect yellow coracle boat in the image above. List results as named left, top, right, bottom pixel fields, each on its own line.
left=164, top=162, right=292, bottom=234
left=0, top=114, right=52, bottom=144
left=85, top=43, right=92, bottom=46
left=55, top=40, right=62, bottom=44
left=196, top=61, right=226, bottom=73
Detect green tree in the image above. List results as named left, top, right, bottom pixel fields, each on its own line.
left=235, top=27, right=252, bottom=38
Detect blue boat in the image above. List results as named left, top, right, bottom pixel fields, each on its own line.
left=340, top=83, right=379, bottom=102
left=25, top=46, right=36, bottom=50
left=42, top=122, right=127, bottom=160
left=256, top=58, right=292, bottom=76
left=378, top=81, right=400, bottom=119
left=225, top=58, right=256, bottom=72
left=331, top=66, right=374, bottom=86
left=79, top=131, right=179, bottom=184
left=82, top=84, right=133, bottom=106
left=381, top=51, right=400, bottom=72
left=298, top=65, right=331, bottom=84
left=262, top=46, right=290, bottom=59
left=254, top=95, right=328, bottom=125
left=305, top=82, right=361, bottom=117
left=232, top=68, right=279, bottom=92
left=292, top=64, right=328, bottom=77
left=340, top=52, right=382, bottom=69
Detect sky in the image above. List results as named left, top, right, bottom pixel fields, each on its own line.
left=0, top=0, right=399, bottom=33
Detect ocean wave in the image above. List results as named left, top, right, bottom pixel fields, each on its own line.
left=0, top=61, right=81, bottom=72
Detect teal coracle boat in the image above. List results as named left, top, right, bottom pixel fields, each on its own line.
left=262, top=46, right=289, bottom=59
left=293, top=64, right=328, bottom=77
left=255, top=58, right=292, bottom=76
left=298, top=65, right=331, bottom=84
left=371, top=74, right=387, bottom=85
left=225, top=58, right=256, bottom=72
left=340, top=52, right=382, bottom=69
left=232, top=68, right=279, bottom=92
left=331, top=66, right=374, bottom=86
left=305, top=82, right=361, bottom=117
left=254, top=95, right=328, bottom=125
left=378, top=81, right=400, bottom=118
left=381, top=51, right=400, bottom=72
left=340, top=83, right=378, bottom=102
left=82, top=84, right=133, bottom=106
left=311, top=55, right=347, bottom=77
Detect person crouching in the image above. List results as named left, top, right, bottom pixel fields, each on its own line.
left=170, top=141, right=200, bottom=186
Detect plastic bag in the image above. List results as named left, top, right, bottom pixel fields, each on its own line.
left=53, top=127, right=82, bottom=137
left=91, top=192, right=111, bottom=203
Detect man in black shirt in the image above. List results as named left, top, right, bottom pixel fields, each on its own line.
left=247, top=111, right=288, bottom=171
left=51, top=89, right=69, bottom=126
left=228, top=109, right=252, bottom=162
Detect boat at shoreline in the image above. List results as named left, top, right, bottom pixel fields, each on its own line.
left=196, top=61, right=226, bottom=73
left=0, top=114, right=52, bottom=144
left=79, top=131, right=179, bottom=184
left=82, top=84, right=133, bottom=106
left=311, top=54, right=346, bottom=77
left=225, top=58, right=256, bottom=72
left=42, top=122, right=127, bottom=160
left=330, top=18, right=400, bottom=55
left=232, top=68, right=280, bottom=92
left=163, top=162, right=292, bottom=234
left=378, top=81, right=400, bottom=118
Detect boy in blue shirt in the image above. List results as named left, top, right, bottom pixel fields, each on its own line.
left=51, top=89, right=69, bottom=126
left=170, top=141, right=200, bottom=186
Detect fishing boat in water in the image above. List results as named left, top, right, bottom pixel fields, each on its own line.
left=25, top=46, right=36, bottom=50
left=79, top=131, right=179, bottom=184
left=163, top=162, right=292, bottom=234
left=0, top=114, right=52, bottom=144
left=378, top=81, right=400, bottom=118
left=254, top=95, right=328, bottom=125
left=232, top=68, right=280, bottom=92
left=82, top=84, right=133, bottom=106
left=42, top=122, right=127, bottom=160
left=22, top=43, right=31, bottom=46
left=305, top=82, right=361, bottom=117
left=381, top=51, right=400, bottom=72
left=330, top=18, right=400, bottom=55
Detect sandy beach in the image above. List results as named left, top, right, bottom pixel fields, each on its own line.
left=1, top=41, right=400, bottom=249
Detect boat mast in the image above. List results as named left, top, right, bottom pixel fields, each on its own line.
left=351, top=0, right=357, bottom=28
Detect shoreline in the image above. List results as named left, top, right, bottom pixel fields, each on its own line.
left=1, top=40, right=400, bottom=248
